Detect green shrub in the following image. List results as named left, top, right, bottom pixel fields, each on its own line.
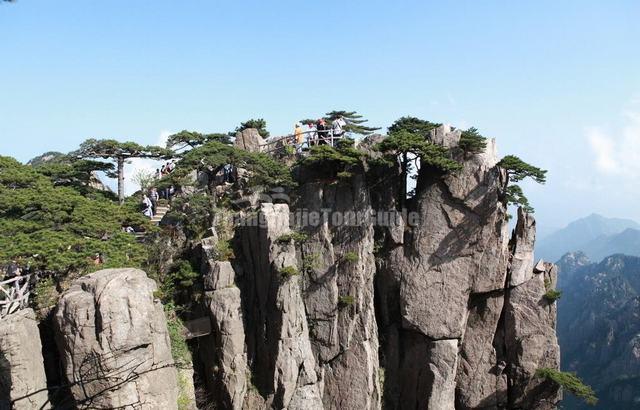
left=164, top=304, right=191, bottom=366
left=279, top=266, right=299, bottom=278
left=33, top=276, right=58, bottom=315
left=535, top=368, right=597, bottom=405
left=544, top=289, right=562, bottom=302
left=337, top=171, right=353, bottom=180
left=459, top=127, right=488, bottom=154
left=543, top=279, right=562, bottom=302
left=216, top=240, right=235, bottom=261
left=276, top=231, right=308, bottom=244
left=338, top=295, right=355, bottom=307
left=302, top=253, right=321, bottom=273
left=343, top=252, right=359, bottom=263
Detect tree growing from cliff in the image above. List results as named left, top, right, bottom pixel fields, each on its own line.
left=535, top=368, right=597, bottom=405
left=324, top=110, right=380, bottom=135
left=458, top=127, right=488, bottom=154
left=71, top=139, right=173, bottom=203
left=497, top=155, right=547, bottom=213
left=235, top=118, right=269, bottom=138
left=166, top=130, right=231, bottom=151
left=377, top=118, right=462, bottom=204
left=173, top=140, right=294, bottom=193
left=301, top=138, right=363, bottom=176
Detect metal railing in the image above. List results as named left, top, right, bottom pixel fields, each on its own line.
left=0, top=274, right=32, bottom=319
left=259, top=130, right=347, bottom=154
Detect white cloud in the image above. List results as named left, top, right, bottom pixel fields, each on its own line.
left=586, top=109, right=640, bottom=179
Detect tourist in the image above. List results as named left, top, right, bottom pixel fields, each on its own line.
left=294, top=123, right=303, bottom=152
left=142, top=193, right=153, bottom=218
left=307, top=122, right=317, bottom=146
left=317, top=119, right=328, bottom=145
left=150, top=187, right=159, bottom=214
left=332, top=115, right=347, bottom=141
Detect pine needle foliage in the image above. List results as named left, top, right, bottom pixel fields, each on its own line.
left=0, top=156, right=151, bottom=275
left=535, top=368, right=597, bottom=406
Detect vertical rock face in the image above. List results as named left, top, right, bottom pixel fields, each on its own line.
left=296, top=175, right=381, bottom=409
left=0, top=308, right=49, bottom=410
left=375, top=125, right=560, bottom=409
left=54, top=268, right=178, bottom=409
left=237, top=203, right=323, bottom=409
left=200, top=250, right=248, bottom=410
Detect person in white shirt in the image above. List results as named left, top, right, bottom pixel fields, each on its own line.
left=142, top=194, right=153, bottom=218
left=332, top=116, right=347, bottom=141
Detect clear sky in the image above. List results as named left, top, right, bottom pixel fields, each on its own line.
left=1, top=0, right=639, bottom=234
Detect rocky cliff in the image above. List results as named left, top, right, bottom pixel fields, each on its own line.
left=0, top=125, right=561, bottom=409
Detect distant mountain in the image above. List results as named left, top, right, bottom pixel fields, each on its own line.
left=536, top=214, right=640, bottom=262
left=581, top=228, right=640, bottom=262
left=557, top=253, right=640, bottom=409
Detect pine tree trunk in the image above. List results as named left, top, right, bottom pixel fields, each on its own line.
left=399, top=153, right=408, bottom=210
left=117, top=156, right=125, bottom=204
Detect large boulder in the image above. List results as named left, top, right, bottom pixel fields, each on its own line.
left=54, top=268, right=178, bottom=409
left=234, top=128, right=265, bottom=153
left=0, top=308, right=49, bottom=410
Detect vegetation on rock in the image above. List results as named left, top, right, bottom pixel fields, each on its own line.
left=535, top=368, right=597, bottom=405
left=71, top=138, right=172, bottom=203
left=0, top=156, right=150, bottom=276
left=235, top=118, right=269, bottom=138
left=458, top=127, right=488, bottom=154
left=497, top=155, right=547, bottom=213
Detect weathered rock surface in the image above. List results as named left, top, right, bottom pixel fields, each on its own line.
left=54, top=268, right=178, bottom=409
left=238, top=203, right=323, bottom=409
left=234, top=128, right=265, bottom=153
left=200, top=255, right=248, bottom=410
left=0, top=308, right=49, bottom=410
left=376, top=125, right=560, bottom=409
left=296, top=174, right=381, bottom=409
left=505, top=262, right=561, bottom=409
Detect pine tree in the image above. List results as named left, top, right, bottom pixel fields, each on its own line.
left=377, top=118, right=462, bottom=206
left=235, top=119, right=270, bottom=138
left=71, top=139, right=173, bottom=204
left=0, top=156, right=151, bottom=278
left=324, top=110, right=381, bottom=135
left=166, top=130, right=231, bottom=150
left=497, top=155, right=547, bottom=213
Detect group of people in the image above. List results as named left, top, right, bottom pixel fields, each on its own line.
left=293, top=116, right=348, bottom=149
left=140, top=160, right=178, bottom=219
left=155, top=160, right=176, bottom=179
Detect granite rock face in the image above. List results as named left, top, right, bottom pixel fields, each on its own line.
left=200, top=253, right=248, bottom=410
left=237, top=203, right=323, bottom=409
left=54, top=268, right=178, bottom=409
left=375, top=125, right=560, bottom=409
left=0, top=308, right=49, bottom=410
left=296, top=174, right=381, bottom=409
left=234, top=128, right=266, bottom=153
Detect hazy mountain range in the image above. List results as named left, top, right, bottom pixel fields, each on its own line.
left=536, top=214, right=640, bottom=263
left=557, top=253, right=640, bottom=409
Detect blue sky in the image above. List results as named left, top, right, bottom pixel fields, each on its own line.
left=1, top=0, right=639, bottom=233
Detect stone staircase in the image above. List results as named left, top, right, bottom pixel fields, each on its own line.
left=134, top=204, right=170, bottom=241
left=151, top=204, right=170, bottom=224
